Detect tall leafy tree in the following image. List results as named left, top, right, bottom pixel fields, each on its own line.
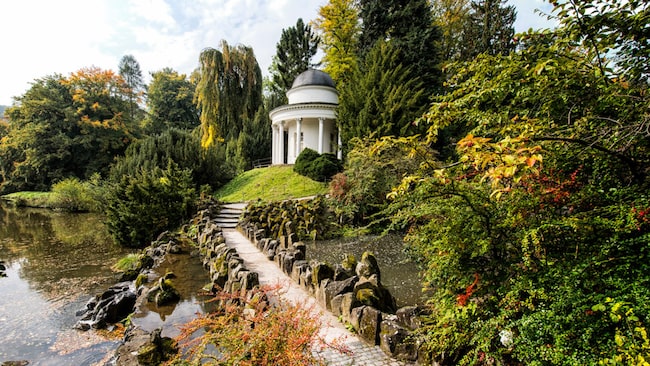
left=312, top=0, right=360, bottom=87
left=268, top=18, right=321, bottom=108
left=144, top=68, right=199, bottom=134
left=63, top=67, right=135, bottom=177
left=0, top=68, right=134, bottom=193
left=459, top=0, right=516, bottom=60
left=118, top=54, right=145, bottom=123
left=552, top=0, right=650, bottom=85
left=0, top=75, right=74, bottom=193
left=195, top=40, right=263, bottom=147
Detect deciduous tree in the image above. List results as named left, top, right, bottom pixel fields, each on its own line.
left=312, top=0, right=360, bottom=87
left=195, top=40, right=263, bottom=147
left=143, top=68, right=198, bottom=134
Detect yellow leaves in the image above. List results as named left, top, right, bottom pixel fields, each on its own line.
left=456, top=133, right=544, bottom=200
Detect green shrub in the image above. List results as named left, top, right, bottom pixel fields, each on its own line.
left=48, top=177, right=102, bottom=212
left=294, top=149, right=342, bottom=182
left=109, top=128, right=233, bottom=190
left=105, top=161, right=197, bottom=248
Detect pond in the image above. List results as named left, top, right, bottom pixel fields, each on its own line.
left=0, top=204, right=212, bottom=365
left=306, top=234, right=425, bottom=307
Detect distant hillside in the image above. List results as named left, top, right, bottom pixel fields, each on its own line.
left=0, top=105, right=7, bottom=118
left=215, top=165, right=328, bottom=203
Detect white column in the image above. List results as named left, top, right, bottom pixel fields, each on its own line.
left=295, top=118, right=302, bottom=157
left=337, top=128, right=342, bottom=160
left=272, top=124, right=278, bottom=164
left=318, top=117, right=324, bottom=154
left=279, top=122, right=285, bottom=164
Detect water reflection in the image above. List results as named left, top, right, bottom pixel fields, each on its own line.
left=131, top=252, right=216, bottom=339
left=0, top=204, right=212, bottom=364
left=305, top=234, right=425, bottom=307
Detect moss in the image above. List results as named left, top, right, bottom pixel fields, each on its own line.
left=356, top=288, right=380, bottom=307
left=342, top=254, right=357, bottom=271
left=135, top=273, right=148, bottom=288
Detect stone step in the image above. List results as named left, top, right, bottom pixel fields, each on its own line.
left=213, top=203, right=245, bottom=229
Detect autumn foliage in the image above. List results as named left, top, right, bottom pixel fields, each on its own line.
left=167, top=287, right=347, bottom=366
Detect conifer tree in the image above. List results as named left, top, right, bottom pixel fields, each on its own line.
left=459, top=0, right=516, bottom=60
left=268, top=18, right=320, bottom=108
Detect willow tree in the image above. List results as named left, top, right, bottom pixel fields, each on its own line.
left=196, top=40, right=263, bottom=148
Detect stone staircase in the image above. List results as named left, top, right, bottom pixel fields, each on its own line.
left=213, top=203, right=246, bottom=229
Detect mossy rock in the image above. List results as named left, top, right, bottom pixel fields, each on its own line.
left=312, top=262, right=335, bottom=287
left=356, top=288, right=380, bottom=307
left=135, top=273, right=149, bottom=288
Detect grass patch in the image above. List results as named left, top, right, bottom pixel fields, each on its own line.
left=215, top=166, right=328, bottom=203
left=1, top=191, right=53, bottom=207
left=112, top=253, right=141, bottom=272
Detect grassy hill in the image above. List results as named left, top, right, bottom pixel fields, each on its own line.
left=215, top=165, right=329, bottom=203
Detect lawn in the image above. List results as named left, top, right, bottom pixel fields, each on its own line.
left=215, top=166, right=329, bottom=203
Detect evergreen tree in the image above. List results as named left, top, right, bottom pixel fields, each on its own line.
left=338, top=41, right=428, bottom=144
left=118, top=54, right=145, bottom=123
left=357, top=0, right=444, bottom=95
left=459, top=0, right=516, bottom=60
left=268, top=18, right=321, bottom=108
left=109, top=128, right=233, bottom=188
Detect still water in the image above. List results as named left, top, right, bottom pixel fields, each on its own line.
left=0, top=204, right=211, bottom=365
left=306, top=234, right=424, bottom=307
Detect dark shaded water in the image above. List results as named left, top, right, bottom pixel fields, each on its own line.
left=306, top=234, right=425, bottom=307
left=0, top=204, right=212, bottom=365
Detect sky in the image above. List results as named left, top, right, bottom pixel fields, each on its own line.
left=0, top=0, right=556, bottom=106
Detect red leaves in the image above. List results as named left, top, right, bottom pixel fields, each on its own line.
left=457, top=273, right=480, bottom=307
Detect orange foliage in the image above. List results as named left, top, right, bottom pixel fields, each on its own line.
left=167, top=286, right=349, bottom=365
left=457, top=273, right=480, bottom=307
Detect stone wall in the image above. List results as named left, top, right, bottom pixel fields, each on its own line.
left=238, top=218, right=428, bottom=364
left=193, top=209, right=260, bottom=296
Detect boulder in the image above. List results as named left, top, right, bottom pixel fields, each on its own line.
left=324, top=276, right=358, bottom=310
left=311, top=262, right=334, bottom=287
left=355, top=251, right=381, bottom=281
left=331, top=292, right=357, bottom=320
left=379, top=316, right=418, bottom=361
left=358, top=306, right=382, bottom=345
left=146, top=274, right=181, bottom=306
left=396, top=305, right=425, bottom=331
left=76, top=282, right=137, bottom=330
left=354, top=275, right=397, bottom=313
left=113, top=327, right=177, bottom=366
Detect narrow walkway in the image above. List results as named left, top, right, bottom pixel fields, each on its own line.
left=221, top=229, right=408, bottom=366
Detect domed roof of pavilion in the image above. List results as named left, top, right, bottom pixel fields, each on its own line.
left=291, top=69, right=336, bottom=89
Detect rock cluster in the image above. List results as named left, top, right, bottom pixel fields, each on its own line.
left=0, top=260, right=6, bottom=277
left=192, top=208, right=260, bottom=296
left=239, top=218, right=427, bottom=363
left=75, top=231, right=183, bottom=331
left=76, top=282, right=137, bottom=330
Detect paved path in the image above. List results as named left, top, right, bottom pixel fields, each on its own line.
left=221, top=229, right=409, bottom=366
